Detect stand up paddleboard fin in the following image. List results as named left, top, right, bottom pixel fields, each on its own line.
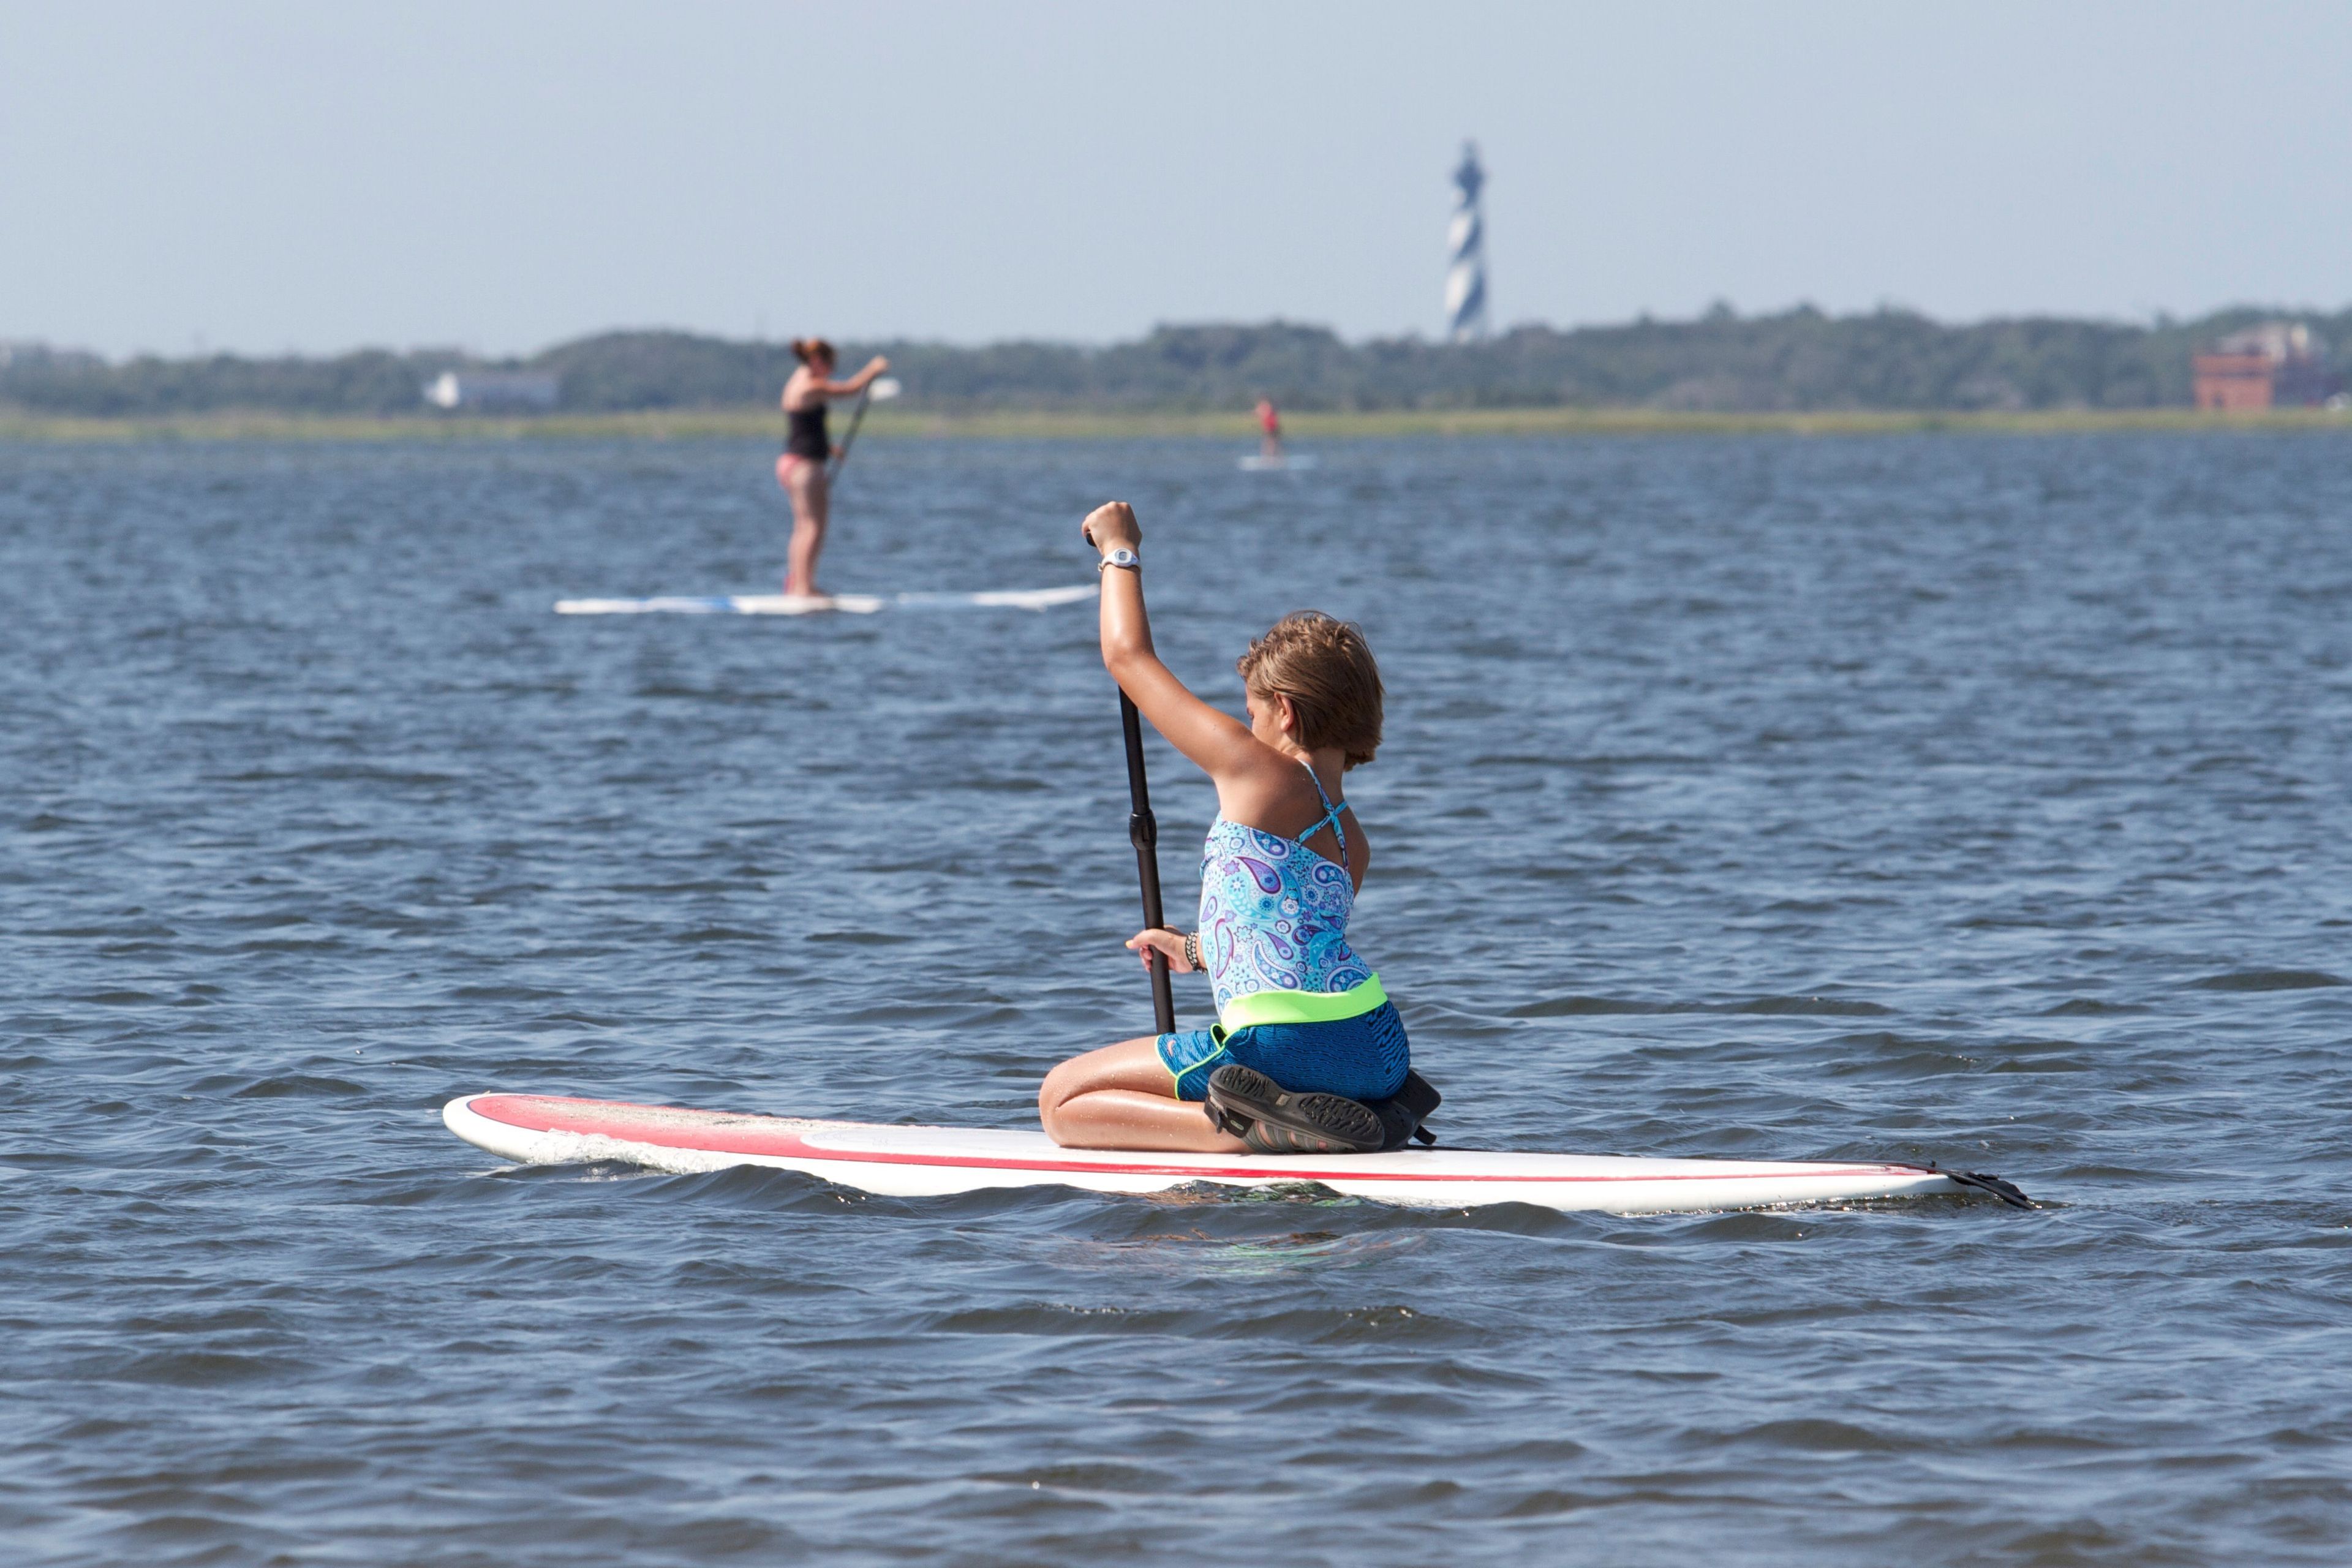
left=1926, top=1164, right=2034, bottom=1209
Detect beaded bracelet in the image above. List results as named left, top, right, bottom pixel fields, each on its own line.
left=1183, top=930, right=1202, bottom=971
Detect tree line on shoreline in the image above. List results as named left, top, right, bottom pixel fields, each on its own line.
left=4, top=304, right=2344, bottom=418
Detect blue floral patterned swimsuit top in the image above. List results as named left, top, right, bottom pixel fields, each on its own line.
left=1199, top=762, right=1387, bottom=1032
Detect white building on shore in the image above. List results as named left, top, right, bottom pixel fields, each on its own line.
left=423, top=371, right=560, bottom=412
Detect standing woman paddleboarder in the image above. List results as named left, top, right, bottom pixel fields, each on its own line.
left=1039, top=502, right=1433, bottom=1155
left=777, top=338, right=890, bottom=597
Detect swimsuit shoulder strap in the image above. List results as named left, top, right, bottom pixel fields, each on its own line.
left=1294, top=761, right=1347, bottom=859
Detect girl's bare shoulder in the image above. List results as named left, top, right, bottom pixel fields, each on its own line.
left=1216, top=745, right=1334, bottom=834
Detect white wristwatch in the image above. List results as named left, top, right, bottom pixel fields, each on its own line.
left=1098, top=547, right=1141, bottom=573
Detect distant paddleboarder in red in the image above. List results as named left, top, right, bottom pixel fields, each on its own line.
left=777, top=338, right=890, bottom=597
left=1256, top=397, right=1283, bottom=462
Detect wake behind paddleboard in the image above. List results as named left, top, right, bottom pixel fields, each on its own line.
left=554, top=584, right=1096, bottom=616
left=443, top=1093, right=2017, bottom=1214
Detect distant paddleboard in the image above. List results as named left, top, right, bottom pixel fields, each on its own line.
left=443, top=1093, right=2026, bottom=1214
left=554, top=584, right=1095, bottom=616
left=1238, top=453, right=1319, bottom=472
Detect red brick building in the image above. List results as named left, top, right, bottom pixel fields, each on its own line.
left=2193, top=352, right=2275, bottom=410
left=2193, top=322, right=2338, bottom=410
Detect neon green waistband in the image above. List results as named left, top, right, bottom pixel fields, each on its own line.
left=1218, top=974, right=1387, bottom=1032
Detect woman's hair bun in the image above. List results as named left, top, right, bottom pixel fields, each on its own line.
left=791, top=337, right=836, bottom=366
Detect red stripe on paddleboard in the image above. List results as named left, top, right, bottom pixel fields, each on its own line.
left=467, top=1096, right=1931, bottom=1188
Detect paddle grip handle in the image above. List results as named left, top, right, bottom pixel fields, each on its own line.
left=1120, top=691, right=1177, bottom=1036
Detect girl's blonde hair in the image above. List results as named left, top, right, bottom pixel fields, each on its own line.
left=1237, top=611, right=1384, bottom=768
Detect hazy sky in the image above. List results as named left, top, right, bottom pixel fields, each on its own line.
left=4, top=1, right=2348, bottom=358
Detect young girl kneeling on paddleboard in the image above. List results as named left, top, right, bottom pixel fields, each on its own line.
left=1039, top=502, right=1437, bottom=1156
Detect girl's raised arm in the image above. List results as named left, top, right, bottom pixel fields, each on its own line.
left=1081, top=502, right=1262, bottom=789
left=813, top=356, right=891, bottom=398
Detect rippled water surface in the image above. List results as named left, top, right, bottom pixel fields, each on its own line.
left=6, top=433, right=2351, bottom=1565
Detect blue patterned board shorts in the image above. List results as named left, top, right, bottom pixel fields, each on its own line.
left=1156, top=1001, right=1410, bottom=1104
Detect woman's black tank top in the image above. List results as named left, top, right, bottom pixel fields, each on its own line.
left=785, top=404, right=829, bottom=460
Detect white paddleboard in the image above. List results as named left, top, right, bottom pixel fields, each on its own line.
left=443, top=1093, right=2002, bottom=1215
left=554, top=584, right=1095, bottom=616
left=1238, top=453, right=1319, bottom=472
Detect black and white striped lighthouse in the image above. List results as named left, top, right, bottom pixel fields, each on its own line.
left=1445, top=141, right=1488, bottom=342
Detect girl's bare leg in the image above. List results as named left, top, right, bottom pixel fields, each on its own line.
left=1039, top=1037, right=1248, bottom=1153
left=784, top=462, right=829, bottom=595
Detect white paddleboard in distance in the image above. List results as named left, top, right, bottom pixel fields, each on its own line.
left=1238, top=453, right=1319, bottom=472
left=443, top=1093, right=1996, bottom=1215
left=556, top=592, right=883, bottom=616
left=554, top=584, right=1095, bottom=616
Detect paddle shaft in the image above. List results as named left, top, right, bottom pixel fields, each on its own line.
left=1120, top=691, right=1177, bottom=1035
left=826, top=385, right=874, bottom=485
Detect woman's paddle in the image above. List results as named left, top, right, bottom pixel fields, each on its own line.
left=1120, top=691, right=1178, bottom=1035
left=827, top=376, right=900, bottom=485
